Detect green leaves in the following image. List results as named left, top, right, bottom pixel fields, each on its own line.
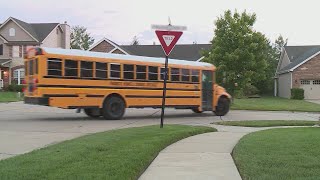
left=205, top=10, right=274, bottom=96
left=70, top=26, right=95, bottom=50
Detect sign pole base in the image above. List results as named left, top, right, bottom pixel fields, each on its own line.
left=160, top=55, right=169, bottom=128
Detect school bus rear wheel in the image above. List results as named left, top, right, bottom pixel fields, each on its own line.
left=102, top=96, right=126, bottom=120
left=84, top=108, right=102, bottom=118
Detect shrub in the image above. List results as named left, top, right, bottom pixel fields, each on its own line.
left=234, top=89, right=246, bottom=99
left=243, top=84, right=259, bottom=96
left=291, top=88, right=304, bottom=100
left=7, top=84, right=24, bottom=92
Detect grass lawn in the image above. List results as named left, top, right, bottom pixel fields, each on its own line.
left=233, top=128, right=320, bottom=180
left=215, top=120, right=318, bottom=127
left=231, top=96, right=320, bottom=112
left=0, top=125, right=215, bottom=180
left=0, top=92, right=23, bottom=102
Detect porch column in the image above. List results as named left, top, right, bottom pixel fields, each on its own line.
left=17, top=70, right=20, bottom=85
left=274, top=78, right=277, bottom=97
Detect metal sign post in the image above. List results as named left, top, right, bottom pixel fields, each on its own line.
left=152, top=23, right=187, bottom=128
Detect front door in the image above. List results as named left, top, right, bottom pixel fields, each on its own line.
left=202, top=70, right=213, bottom=111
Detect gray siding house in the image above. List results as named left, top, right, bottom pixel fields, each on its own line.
left=275, top=46, right=320, bottom=99
left=0, top=17, right=70, bottom=89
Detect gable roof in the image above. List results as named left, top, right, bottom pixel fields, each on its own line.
left=121, top=44, right=211, bottom=61
left=88, top=38, right=129, bottom=54
left=0, top=17, right=60, bottom=42
left=30, top=23, right=59, bottom=41
left=278, top=45, right=320, bottom=74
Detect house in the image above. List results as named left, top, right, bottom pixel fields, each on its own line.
left=275, top=45, right=320, bottom=99
left=0, top=17, right=70, bottom=89
left=88, top=38, right=211, bottom=61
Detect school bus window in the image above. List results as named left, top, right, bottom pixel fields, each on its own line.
left=123, top=64, right=134, bottom=79
left=29, top=59, right=34, bottom=75
left=191, top=69, right=199, bottom=82
left=35, top=58, right=38, bottom=74
left=65, top=60, right=78, bottom=77
left=81, top=61, right=93, bottom=78
left=95, top=62, right=107, bottom=79
left=182, top=69, right=190, bottom=82
left=160, top=67, right=167, bottom=80
left=110, top=63, right=121, bottom=78
left=47, top=58, right=62, bottom=76
left=171, top=68, right=180, bottom=81
left=148, top=66, right=158, bottom=80
left=24, top=61, right=29, bottom=76
left=136, top=65, right=146, bottom=80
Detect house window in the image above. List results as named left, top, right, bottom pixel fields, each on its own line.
left=12, top=46, right=20, bottom=57
left=0, top=44, right=3, bottom=55
left=13, top=68, right=25, bottom=85
left=313, top=80, right=320, bottom=85
left=9, top=28, right=15, bottom=36
left=300, top=80, right=311, bottom=85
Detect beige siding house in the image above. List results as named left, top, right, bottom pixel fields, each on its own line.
left=275, top=46, right=320, bottom=99
left=0, top=17, right=70, bottom=89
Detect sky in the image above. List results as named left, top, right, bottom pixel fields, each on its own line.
left=1, top=0, right=319, bottom=46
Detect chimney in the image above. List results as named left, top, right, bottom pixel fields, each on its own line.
left=60, top=21, right=70, bottom=49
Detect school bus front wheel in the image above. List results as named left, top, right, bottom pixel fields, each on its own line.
left=214, top=96, right=230, bottom=116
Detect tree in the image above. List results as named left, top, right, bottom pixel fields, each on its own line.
left=131, top=36, right=139, bottom=45
left=70, top=26, right=95, bottom=50
left=255, top=35, right=288, bottom=94
left=204, top=10, right=270, bottom=96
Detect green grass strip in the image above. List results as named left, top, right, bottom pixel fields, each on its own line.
left=231, top=96, right=320, bottom=112
left=0, top=92, right=23, bottom=102
left=215, top=120, right=318, bottom=127
left=0, top=125, right=215, bottom=180
left=233, top=128, right=320, bottom=180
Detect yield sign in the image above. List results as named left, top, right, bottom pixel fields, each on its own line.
left=155, top=30, right=183, bottom=56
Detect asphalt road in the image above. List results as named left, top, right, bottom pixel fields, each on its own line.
left=0, top=102, right=319, bottom=160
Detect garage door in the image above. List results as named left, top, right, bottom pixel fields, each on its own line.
left=301, top=80, right=320, bottom=99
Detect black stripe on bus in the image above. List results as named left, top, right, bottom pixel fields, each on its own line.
left=125, top=95, right=200, bottom=99
left=37, top=84, right=200, bottom=91
left=86, top=95, right=105, bottom=97
left=43, top=94, right=78, bottom=97
left=68, top=106, right=99, bottom=109
left=43, top=76, right=200, bottom=84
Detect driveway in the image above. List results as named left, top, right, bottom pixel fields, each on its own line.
left=0, top=102, right=319, bottom=160
left=307, top=100, right=320, bottom=105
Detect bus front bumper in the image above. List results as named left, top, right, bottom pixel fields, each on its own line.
left=24, top=97, right=49, bottom=106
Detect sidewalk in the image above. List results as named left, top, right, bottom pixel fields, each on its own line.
left=139, top=125, right=267, bottom=180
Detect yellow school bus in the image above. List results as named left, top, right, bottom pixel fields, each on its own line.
left=24, top=47, right=231, bottom=120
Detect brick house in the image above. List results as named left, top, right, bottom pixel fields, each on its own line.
left=275, top=45, right=320, bottom=99
left=88, top=38, right=211, bottom=61
left=0, top=17, right=70, bottom=89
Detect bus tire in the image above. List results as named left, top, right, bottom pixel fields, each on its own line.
left=192, top=108, right=203, bottom=113
left=102, top=95, right=126, bottom=120
left=214, top=97, right=230, bottom=116
left=84, top=108, right=101, bottom=118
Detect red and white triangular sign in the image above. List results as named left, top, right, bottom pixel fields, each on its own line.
left=155, top=30, right=183, bottom=56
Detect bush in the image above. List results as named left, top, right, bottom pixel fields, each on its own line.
left=7, top=84, right=24, bottom=92
left=291, top=88, right=304, bottom=100
left=243, top=84, right=259, bottom=96
left=234, top=89, right=246, bottom=99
